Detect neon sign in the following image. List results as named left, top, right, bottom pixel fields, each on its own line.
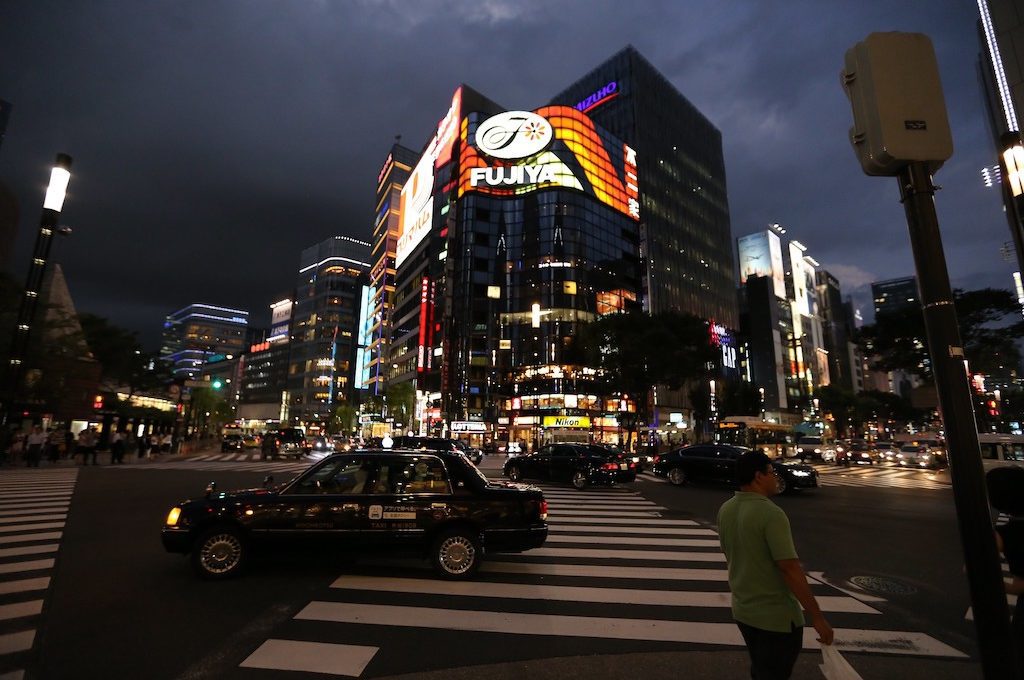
left=574, top=81, right=618, bottom=113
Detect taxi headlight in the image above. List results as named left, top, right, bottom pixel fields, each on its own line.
left=166, top=507, right=182, bottom=526
left=814, top=448, right=822, bottom=454
left=791, top=470, right=811, bottom=477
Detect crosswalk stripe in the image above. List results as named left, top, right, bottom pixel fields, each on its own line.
left=0, top=600, right=42, bottom=622
left=553, top=517, right=698, bottom=526
left=546, top=503, right=661, bottom=510
left=240, top=639, right=378, bottom=676
left=481, top=561, right=729, bottom=581
left=0, top=630, right=34, bottom=655
left=329, top=575, right=880, bottom=614
left=294, top=601, right=964, bottom=657
left=0, top=506, right=69, bottom=517
left=0, top=578, right=50, bottom=596
left=550, top=510, right=664, bottom=518
left=527, top=547, right=725, bottom=562
left=0, top=493, right=72, bottom=500
left=0, top=515, right=65, bottom=525
left=0, top=522, right=64, bottom=534
left=547, top=525, right=715, bottom=536
left=0, top=559, right=55, bottom=575
left=546, top=535, right=720, bottom=547
left=0, top=545, right=58, bottom=559
left=0, top=532, right=62, bottom=546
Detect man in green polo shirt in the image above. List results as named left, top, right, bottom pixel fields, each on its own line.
left=718, top=449, right=833, bottom=679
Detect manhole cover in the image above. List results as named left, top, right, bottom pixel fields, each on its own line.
left=849, top=575, right=918, bottom=595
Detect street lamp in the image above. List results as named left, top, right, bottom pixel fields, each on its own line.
left=4, top=153, right=73, bottom=425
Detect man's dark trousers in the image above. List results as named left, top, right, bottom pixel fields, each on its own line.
left=736, top=621, right=803, bottom=680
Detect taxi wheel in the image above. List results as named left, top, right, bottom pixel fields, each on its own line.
left=667, top=466, right=686, bottom=486
left=431, top=529, right=481, bottom=580
left=571, top=471, right=588, bottom=490
left=507, top=466, right=521, bottom=482
left=776, top=474, right=789, bottom=495
left=192, top=527, right=247, bottom=579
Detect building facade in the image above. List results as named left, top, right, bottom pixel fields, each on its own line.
left=238, top=298, right=293, bottom=426
left=287, top=237, right=371, bottom=425
left=365, top=144, right=418, bottom=397
left=159, top=303, right=249, bottom=379
left=815, top=270, right=862, bottom=393
left=736, top=225, right=828, bottom=413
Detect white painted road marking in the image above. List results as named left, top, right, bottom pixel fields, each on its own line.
left=240, top=639, right=378, bottom=676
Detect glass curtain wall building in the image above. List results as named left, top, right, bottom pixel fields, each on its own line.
left=288, top=236, right=371, bottom=425
left=549, top=46, right=737, bottom=327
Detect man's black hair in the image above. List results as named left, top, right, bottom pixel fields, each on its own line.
left=736, top=449, right=774, bottom=486
left=987, top=466, right=1024, bottom=516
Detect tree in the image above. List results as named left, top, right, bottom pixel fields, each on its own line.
left=858, top=288, right=1023, bottom=379
left=815, top=386, right=856, bottom=438
left=385, top=382, right=416, bottom=432
left=331, top=404, right=356, bottom=435
left=574, top=310, right=717, bottom=449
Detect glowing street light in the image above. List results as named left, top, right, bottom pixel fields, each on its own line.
left=4, top=154, right=73, bottom=424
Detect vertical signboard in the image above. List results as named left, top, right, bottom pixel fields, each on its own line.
left=417, top=276, right=429, bottom=372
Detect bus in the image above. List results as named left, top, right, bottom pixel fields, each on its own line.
left=977, top=433, right=1024, bottom=472
left=717, top=416, right=796, bottom=458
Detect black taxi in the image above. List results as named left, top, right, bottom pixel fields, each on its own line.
left=162, top=448, right=548, bottom=580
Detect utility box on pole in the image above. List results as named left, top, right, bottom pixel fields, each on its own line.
left=842, top=32, right=953, bottom=175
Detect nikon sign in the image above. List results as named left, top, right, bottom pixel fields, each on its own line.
left=542, top=416, right=591, bottom=428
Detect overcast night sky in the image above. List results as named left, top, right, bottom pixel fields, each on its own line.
left=0, top=1, right=1010, bottom=349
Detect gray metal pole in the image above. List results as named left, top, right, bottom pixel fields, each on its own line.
left=898, top=162, right=1020, bottom=680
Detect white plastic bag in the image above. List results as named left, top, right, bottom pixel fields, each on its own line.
left=820, top=644, right=864, bottom=680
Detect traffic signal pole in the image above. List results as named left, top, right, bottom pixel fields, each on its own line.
left=898, top=163, right=1019, bottom=679
left=841, top=32, right=1019, bottom=678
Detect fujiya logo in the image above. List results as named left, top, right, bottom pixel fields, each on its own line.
left=475, top=110, right=553, bottom=159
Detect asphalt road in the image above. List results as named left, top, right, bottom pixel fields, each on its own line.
left=0, top=454, right=993, bottom=680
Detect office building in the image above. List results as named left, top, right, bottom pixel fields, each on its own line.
left=238, top=298, right=293, bottom=427
left=288, top=236, right=371, bottom=425
left=871, top=276, right=919, bottom=316
left=737, top=225, right=828, bottom=413
left=160, top=303, right=249, bottom=379
left=815, top=270, right=862, bottom=393
left=365, top=144, right=419, bottom=397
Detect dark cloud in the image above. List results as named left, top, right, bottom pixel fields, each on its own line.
left=0, top=0, right=1013, bottom=346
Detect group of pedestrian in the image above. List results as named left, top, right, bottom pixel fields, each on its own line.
left=1, top=424, right=77, bottom=467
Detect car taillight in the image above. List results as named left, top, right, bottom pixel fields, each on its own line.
left=629, top=462, right=636, bottom=469
left=539, top=499, right=548, bottom=521
left=653, top=455, right=660, bottom=464
left=602, top=462, right=619, bottom=471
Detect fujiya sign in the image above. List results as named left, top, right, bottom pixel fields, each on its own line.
left=475, top=111, right=553, bottom=159
left=469, top=164, right=557, bottom=187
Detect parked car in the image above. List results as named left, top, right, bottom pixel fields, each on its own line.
left=162, top=448, right=548, bottom=580
left=242, top=434, right=261, bottom=449
left=651, top=444, right=818, bottom=494
left=503, top=443, right=636, bottom=489
left=221, top=434, right=244, bottom=453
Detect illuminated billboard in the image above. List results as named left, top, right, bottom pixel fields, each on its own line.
left=395, top=87, right=463, bottom=269
left=737, top=231, right=786, bottom=299
left=457, top=105, right=639, bottom=221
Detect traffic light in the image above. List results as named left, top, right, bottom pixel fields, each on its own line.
left=92, top=394, right=104, bottom=410
left=212, top=379, right=223, bottom=390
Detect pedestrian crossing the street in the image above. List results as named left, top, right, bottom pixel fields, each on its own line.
left=235, top=483, right=966, bottom=678
left=0, top=467, right=78, bottom=680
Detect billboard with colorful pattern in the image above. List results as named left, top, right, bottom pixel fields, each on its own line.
left=457, top=105, right=639, bottom=221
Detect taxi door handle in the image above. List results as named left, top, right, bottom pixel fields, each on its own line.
left=342, top=503, right=360, bottom=511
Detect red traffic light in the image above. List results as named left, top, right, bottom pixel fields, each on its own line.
left=92, top=395, right=104, bottom=409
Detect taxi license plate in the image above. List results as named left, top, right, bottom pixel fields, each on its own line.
left=620, top=463, right=627, bottom=470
